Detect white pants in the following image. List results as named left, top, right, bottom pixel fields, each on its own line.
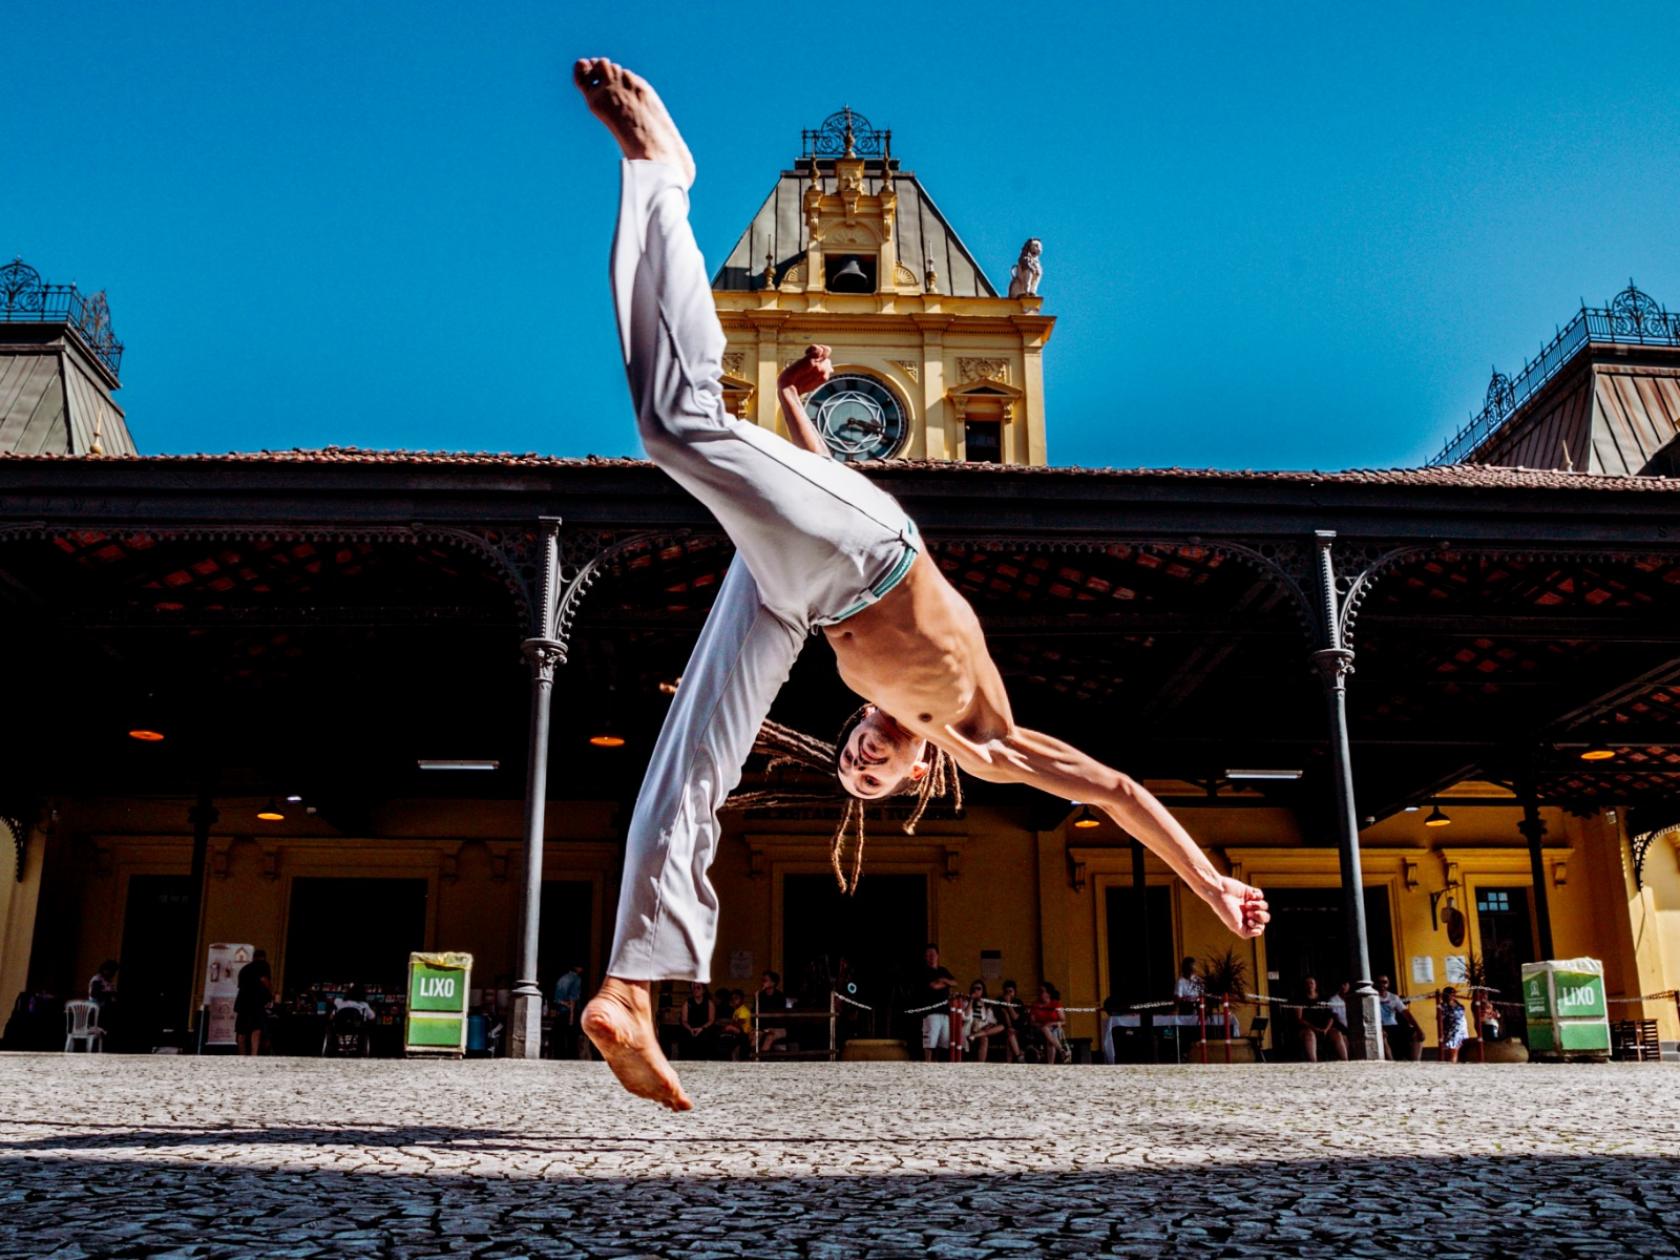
left=603, top=161, right=919, bottom=982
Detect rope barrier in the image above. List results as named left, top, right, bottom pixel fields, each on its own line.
left=758, top=985, right=1680, bottom=1038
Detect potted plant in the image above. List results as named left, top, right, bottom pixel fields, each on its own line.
left=1197, top=948, right=1252, bottom=1058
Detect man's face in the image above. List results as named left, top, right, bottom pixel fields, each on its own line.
left=1376, top=976, right=1390, bottom=993
left=838, top=708, right=928, bottom=800
left=924, top=948, right=938, bottom=967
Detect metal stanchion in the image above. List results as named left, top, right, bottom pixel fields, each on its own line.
left=948, top=996, right=962, bottom=1063
left=1222, top=998, right=1232, bottom=1064
left=1197, top=996, right=1209, bottom=1065
left=828, top=990, right=838, bottom=1062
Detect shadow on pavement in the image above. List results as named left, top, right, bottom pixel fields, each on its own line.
left=1, top=1148, right=1676, bottom=1258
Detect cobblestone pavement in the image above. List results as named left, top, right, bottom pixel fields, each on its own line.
left=2, top=1055, right=1677, bottom=1259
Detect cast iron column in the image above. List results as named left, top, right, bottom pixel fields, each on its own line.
left=511, top=519, right=564, bottom=1060
left=1517, top=769, right=1556, bottom=960
left=1131, top=838, right=1156, bottom=1061
left=1311, top=532, right=1383, bottom=1061
left=184, top=793, right=217, bottom=1043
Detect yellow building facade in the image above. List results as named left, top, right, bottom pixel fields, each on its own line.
left=710, top=108, right=1053, bottom=467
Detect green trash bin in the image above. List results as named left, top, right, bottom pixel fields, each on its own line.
left=404, top=951, right=474, bottom=1058
left=1522, top=957, right=1611, bottom=1060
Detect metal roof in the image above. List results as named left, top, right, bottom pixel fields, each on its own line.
left=711, top=165, right=998, bottom=298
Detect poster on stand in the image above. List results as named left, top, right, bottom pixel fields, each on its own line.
left=204, top=943, right=254, bottom=1046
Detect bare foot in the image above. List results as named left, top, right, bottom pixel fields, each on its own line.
left=572, top=58, right=696, bottom=188
left=582, top=977, right=693, bottom=1111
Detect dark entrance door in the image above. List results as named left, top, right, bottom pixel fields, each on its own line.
left=1476, top=886, right=1536, bottom=1039
left=783, top=872, right=926, bottom=1039
left=119, top=874, right=195, bottom=1051
left=539, top=880, right=593, bottom=993
left=284, top=877, right=428, bottom=995
left=1264, top=886, right=1398, bottom=999
left=1104, top=884, right=1174, bottom=1009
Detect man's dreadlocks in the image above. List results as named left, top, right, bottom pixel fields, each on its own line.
left=723, top=709, right=962, bottom=895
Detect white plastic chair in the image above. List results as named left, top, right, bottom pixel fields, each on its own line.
left=64, top=1000, right=105, bottom=1052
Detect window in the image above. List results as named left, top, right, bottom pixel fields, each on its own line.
left=965, top=419, right=1002, bottom=463
left=824, top=253, right=877, bottom=293
left=1477, top=890, right=1511, bottom=913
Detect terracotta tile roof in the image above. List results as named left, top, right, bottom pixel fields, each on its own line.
left=4, top=446, right=1680, bottom=492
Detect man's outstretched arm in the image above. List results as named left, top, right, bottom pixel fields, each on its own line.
left=940, top=723, right=1269, bottom=939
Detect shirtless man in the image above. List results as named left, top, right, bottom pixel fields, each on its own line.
left=574, top=58, right=1269, bottom=1110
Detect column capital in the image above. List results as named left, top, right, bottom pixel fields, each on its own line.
left=1311, top=646, right=1356, bottom=683
left=522, top=637, right=566, bottom=679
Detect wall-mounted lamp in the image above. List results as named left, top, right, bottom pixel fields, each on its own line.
left=1424, top=804, right=1452, bottom=828
left=1553, top=860, right=1568, bottom=888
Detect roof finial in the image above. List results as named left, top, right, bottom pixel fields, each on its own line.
left=762, top=246, right=776, bottom=290
left=842, top=105, right=856, bottom=158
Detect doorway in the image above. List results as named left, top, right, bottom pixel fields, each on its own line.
left=539, top=880, right=593, bottom=994
left=1476, top=886, right=1536, bottom=1039
left=1263, top=886, right=1397, bottom=999
left=1104, top=884, right=1174, bottom=1008
left=119, top=874, right=195, bottom=1050
left=782, top=872, right=927, bottom=1039
left=283, top=877, right=428, bottom=995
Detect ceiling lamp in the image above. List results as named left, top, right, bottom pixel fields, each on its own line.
left=256, top=799, right=285, bottom=822
left=127, top=727, right=166, bottom=743
left=1071, top=803, right=1101, bottom=830
left=416, top=759, right=499, bottom=771
left=1225, top=768, right=1304, bottom=781
left=285, top=793, right=304, bottom=803
left=1424, top=804, right=1452, bottom=828
left=1579, top=743, right=1616, bottom=762
left=589, top=730, right=626, bottom=749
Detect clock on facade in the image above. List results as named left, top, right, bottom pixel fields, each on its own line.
left=808, top=374, right=909, bottom=461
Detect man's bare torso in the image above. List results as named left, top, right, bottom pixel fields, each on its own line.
left=824, top=552, right=1015, bottom=768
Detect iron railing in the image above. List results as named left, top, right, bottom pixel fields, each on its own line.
left=0, top=257, right=124, bottom=378
left=1429, top=281, right=1680, bottom=466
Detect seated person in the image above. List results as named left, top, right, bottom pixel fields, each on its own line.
left=332, top=985, right=378, bottom=1024
left=1471, top=989, right=1500, bottom=1042
left=965, top=981, right=1003, bottom=1061
left=1173, top=957, right=1203, bottom=1015
left=677, top=982, right=716, bottom=1060
left=755, top=972, right=788, bottom=1055
left=1029, top=983, right=1068, bottom=1064
left=1295, top=976, right=1346, bottom=1062
left=994, top=980, right=1026, bottom=1063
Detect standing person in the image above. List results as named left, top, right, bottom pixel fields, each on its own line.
left=1438, top=987, right=1469, bottom=1063
left=571, top=57, right=1269, bottom=1110
left=552, top=962, right=585, bottom=1060
left=234, top=949, right=272, bottom=1057
left=918, top=945, right=957, bottom=1062
left=1375, top=975, right=1423, bottom=1061
left=1030, top=983, right=1068, bottom=1064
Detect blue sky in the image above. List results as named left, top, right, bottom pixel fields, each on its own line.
left=7, top=3, right=1678, bottom=469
